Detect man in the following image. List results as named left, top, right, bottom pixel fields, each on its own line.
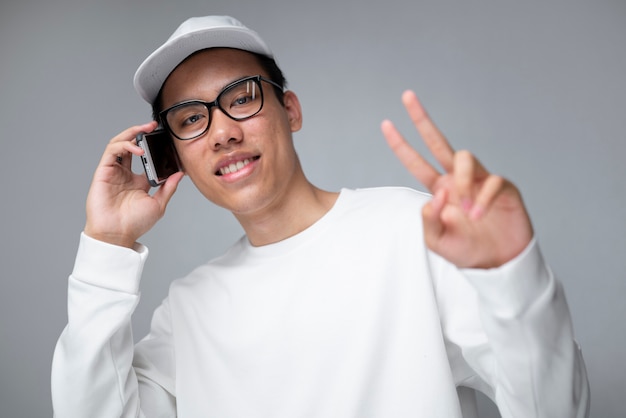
left=52, top=15, right=589, bottom=417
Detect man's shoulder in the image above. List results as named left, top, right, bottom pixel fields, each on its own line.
left=327, top=186, right=430, bottom=232
left=168, top=236, right=247, bottom=289
left=342, top=186, right=431, bottom=210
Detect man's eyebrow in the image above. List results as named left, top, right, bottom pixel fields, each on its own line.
left=170, top=74, right=258, bottom=106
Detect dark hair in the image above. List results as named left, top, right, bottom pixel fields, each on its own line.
left=151, top=49, right=287, bottom=121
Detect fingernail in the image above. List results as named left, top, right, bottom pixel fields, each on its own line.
left=461, top=198, right=472, bottom=213
left=469, top=205, right=483, bottom=220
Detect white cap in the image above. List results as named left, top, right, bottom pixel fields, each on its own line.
left=133, top=15, right=273, bottom=103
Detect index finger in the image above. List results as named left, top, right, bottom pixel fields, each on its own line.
left=109, top=121, right=158, bottom=144
left=402, top=91, right=455, bottom=173
left=381, top=119, right=441, bottom=190
left=101, top=121, right=158, bottom=166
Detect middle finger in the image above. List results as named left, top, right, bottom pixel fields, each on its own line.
left=402, top=91, right=455, bottom=173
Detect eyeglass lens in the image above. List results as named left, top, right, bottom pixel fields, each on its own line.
left=165, top=78, right=261, bottom=140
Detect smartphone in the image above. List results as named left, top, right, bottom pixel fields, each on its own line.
left=136, top=129, right=182, bottom=187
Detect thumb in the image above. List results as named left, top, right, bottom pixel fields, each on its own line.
left=422, top=188, right=446, bottom=248
left=153, top=171, right=185, bottom=213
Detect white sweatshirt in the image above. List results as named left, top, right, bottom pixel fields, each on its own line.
left=52, top=187, right=589, bottom=417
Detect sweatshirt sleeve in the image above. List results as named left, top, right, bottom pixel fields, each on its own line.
left=432, top=238, right=590, bottom=418
left=51, top=233, right=176, bottom=418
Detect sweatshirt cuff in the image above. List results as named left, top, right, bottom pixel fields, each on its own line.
left=461, top=238, right=553, bottom=319
left=71, top=232, right=149, bottom=295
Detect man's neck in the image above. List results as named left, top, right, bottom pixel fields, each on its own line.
left=235, top=181, right=339, bottom=247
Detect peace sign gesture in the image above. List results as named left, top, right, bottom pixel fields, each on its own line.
left=381, top=91, right=534, bottom=269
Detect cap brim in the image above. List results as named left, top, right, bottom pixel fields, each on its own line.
left=133, top=26, right=272, bottom=104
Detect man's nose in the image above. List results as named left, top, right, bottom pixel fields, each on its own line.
left=208, top=109, right=244, bottom=151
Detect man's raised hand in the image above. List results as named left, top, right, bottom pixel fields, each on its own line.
left=84, top=121, right=184, bottom=248
left=381, top=91, right=533, bottom=269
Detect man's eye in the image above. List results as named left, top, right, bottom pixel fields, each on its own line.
left=232, top=95, right=253, bottom=106
left=183, top=113, right=204, bottom=125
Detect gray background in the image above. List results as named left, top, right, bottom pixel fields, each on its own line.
left=1, top=0, right=624, bottom=416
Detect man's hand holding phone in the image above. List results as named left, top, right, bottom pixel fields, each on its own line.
left=136, top=128, right=182, bottom=187
left=84, top=122, right=184, bottom=248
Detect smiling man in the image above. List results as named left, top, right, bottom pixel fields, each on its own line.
left=52, top=16, right=589, bottom=418
left=158, top=48, right=337, bottom=246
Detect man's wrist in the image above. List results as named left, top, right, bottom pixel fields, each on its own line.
left=73, top=232, right=148, bottom=294
left=83, top=226, right=137, bottom=249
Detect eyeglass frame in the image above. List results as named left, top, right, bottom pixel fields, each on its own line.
left=158, top=75, right=284, bottom=141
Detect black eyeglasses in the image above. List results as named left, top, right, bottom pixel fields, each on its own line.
left=159, top=75, right=283, bottom=141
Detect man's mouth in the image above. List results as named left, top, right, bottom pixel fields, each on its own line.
left=216, top=156, right=260, bottom=176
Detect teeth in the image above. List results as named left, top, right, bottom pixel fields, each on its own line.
left=220, top=158, right=251, bottom=175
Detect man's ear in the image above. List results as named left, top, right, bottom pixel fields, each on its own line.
left=283, top=91, right=303, bottom=132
